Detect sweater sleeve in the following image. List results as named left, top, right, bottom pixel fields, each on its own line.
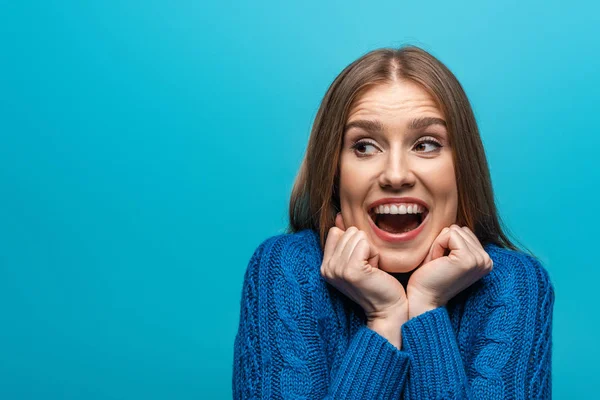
left=400, top=251, right=554, bottom=399
left=232, top=234, right=410, bottom=400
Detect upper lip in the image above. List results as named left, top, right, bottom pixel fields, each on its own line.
left=367, top=197, right=430, bottom=213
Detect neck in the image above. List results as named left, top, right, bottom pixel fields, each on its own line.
left=390, top=270, right=415, bottom=289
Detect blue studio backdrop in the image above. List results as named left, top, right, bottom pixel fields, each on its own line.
left=1, top=1, right=599, bottom=399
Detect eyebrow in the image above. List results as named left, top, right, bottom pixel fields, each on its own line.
left=344, top=117, right=447, bottom=134
left=408, top=117, right=447, bottom=130
left=344, top=119, right=385, bottom=134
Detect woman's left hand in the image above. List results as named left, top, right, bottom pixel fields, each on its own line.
left=406, top=224, right=494, bottom=319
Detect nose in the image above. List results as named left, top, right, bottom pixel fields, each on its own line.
left=378, top=148, right=416, bottom=189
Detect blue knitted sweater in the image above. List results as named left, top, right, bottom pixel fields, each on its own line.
left=232, top=229, right=554, bottom=399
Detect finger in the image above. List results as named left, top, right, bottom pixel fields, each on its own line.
left=323, top=226, right=343, bottom=263
left=446, top=225, right=469, bottom=252
left=350, top=237, right=380, bottom=270
left=429, top=226, right=469, bottom=264
left=458, top=227, right=490, bottom=264
left=423, top=227, right=450, bottom=264
left=341, top=229, right=366, bottom=262
left=449, top=225, right=488, bottom=267
left=461, top=226, right=493, bottom=269
left=335, top=213, right=346, bottom=231
left=452, top=225, right=480, bottom=250
left=447, top=225, right=477, bottom=253
left=331, top=226, right=359, bottom=274
left=429, top=227, right=451, bottom=261
left=343, top=230, right=379, bottom=268
left=450, top=225, right=488, bottom=261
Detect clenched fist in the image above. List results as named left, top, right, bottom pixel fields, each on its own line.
left=407, top=224, right=494, bottom=318
left=320, top=213, right=408, bottom=347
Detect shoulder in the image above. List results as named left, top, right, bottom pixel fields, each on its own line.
left=245, top=229, right=323, bottom=285
left=251, top=228, right=322, bottom=267
left=479, top=243, right=555, bottom=301
left=242, top=230, right=342, bottom=334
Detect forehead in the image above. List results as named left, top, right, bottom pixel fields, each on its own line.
left=347, top=80, right=442, bottom=122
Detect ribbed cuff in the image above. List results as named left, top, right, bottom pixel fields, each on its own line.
left=401, top=307, right=468, bottom=397
left=330, top=325, right=409, bottom=399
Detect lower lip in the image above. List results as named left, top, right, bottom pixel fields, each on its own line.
left=368, top=212, right=428, bottom=243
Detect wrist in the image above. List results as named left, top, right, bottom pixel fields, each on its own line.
left=366, top=304, right=408, bottom=350
left=406, top=286, right=443, bottom=319
left=408, top=301, right=439, bottom=319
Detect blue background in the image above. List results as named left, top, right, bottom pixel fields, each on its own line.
left=1, top=1, right=598, bottom=398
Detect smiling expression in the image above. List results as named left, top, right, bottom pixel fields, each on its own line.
left=338, top=79, right=458, bottom=273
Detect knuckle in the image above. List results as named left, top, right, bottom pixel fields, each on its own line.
left=480, top=258, right=490, bottom=270
left=355, top=230, right=367, bottom=240
left=467, top=254, right=478, bottom=267
left=327, top=228, right=341, bottom=241
left=342, top=267, right=358, bottom=283
left=331, top=261, right=342, bottom=277
left=482, top=252, right=492, bottom=265
left=320, top=266, right=327, bottom=278
left=475, top=255, right=485, bottom=266
left=328, top=257, right=338, bottom=269
left=326, top=270, right=336, bottom=280
left=320, top=262, right=329, bottom=275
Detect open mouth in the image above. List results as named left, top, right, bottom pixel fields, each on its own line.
left=368, top=204, right=429, bottom=235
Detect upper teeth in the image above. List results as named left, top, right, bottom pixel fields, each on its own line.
left=373, top=204, right=426, bottom=215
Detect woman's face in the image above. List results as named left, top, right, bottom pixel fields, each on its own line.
left=338, top=80, right=458, bottom=273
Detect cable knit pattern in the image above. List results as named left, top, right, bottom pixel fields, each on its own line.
left=273, top=241, right=310, bottom=397
left=232, top=229, right=554, bottom=399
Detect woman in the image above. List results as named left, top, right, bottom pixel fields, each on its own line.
left=233, top=46, right=554, bottom=399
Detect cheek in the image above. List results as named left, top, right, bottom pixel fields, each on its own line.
left=441, top=163, right=458, bottom=210
left=419, top=158, right=458, bottom=216
left=339, top=161, right=373, bottom=206
left=433, top=163, right=458, bottom=221
left=438, top=170, right=458, bottom=202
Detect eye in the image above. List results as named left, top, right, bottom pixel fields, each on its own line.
left=414, top=137, right=443, bottom=153
left=351, top=140, right=379, bottom=157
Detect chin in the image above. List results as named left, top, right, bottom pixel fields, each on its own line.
left=377, top=250, right=426, bottom=273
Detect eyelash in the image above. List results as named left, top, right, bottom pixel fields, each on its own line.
left=351, top=137, right=443, bottom=157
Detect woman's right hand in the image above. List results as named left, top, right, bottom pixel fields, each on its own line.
left=320, top=213, right=408, bottom=347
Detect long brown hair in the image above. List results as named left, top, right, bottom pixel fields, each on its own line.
left=288, top=45, right=529, bottom=255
